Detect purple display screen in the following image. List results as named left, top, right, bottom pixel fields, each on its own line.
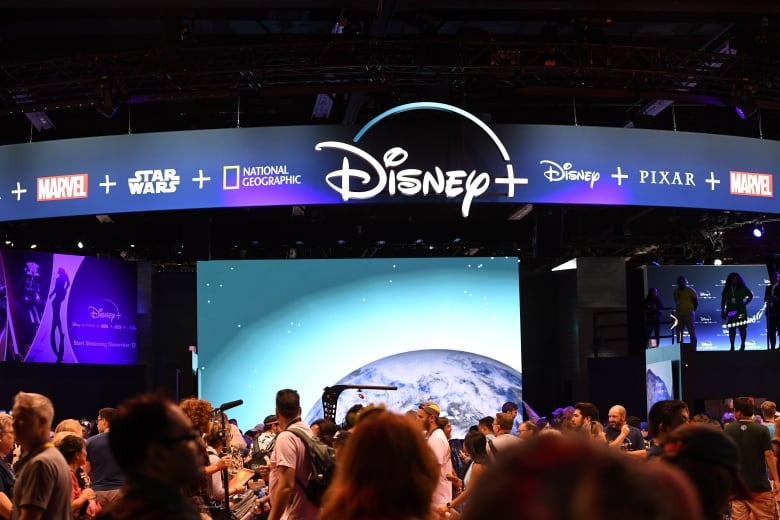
left=0, top=249, right=137, bottom=364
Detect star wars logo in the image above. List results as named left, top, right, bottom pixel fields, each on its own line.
left=128, top=169, right=180, bottom=195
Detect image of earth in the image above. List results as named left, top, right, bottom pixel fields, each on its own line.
left=304, top=348, right=522, bottom=438
left=646, top=368, right=672, bottom=412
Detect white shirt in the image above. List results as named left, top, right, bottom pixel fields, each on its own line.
left=426, top=428, right=453, bottom=507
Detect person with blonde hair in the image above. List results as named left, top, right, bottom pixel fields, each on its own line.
left=11, top=391, right=73, bottom=519
left=321, top=408, right=439, bottom=520
left=0, top=413, right=14, bottom=519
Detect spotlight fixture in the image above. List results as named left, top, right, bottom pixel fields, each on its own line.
left=752, top=223, right=765, bottom=238
left=714, top=258, right=723, bottom=266
left=735, top=92, right=759, bottom=120
left=77, top=241, right=84, bottom=249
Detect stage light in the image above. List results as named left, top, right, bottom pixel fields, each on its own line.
left=30, top=243, right=37, bottom=249
left=735, top=92, right=758, bottom=120
left=77, top=241, right=84, bottom=249
left=752, top=223, right=764, bottom=238
left=714, top=258, right=723, bottom=265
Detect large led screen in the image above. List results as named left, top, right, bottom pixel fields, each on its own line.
left=197, top=257, right=522, bottom=437
left=645, top=265, right=768, bottom=351
left=0, top=249, right=137, bottom=364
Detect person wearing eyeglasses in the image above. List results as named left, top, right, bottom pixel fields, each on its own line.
left=95, top=393, right=204, bottom=520
left=516, top=421, right=538, bottom=439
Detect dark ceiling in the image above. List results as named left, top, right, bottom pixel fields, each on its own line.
left=2, top=2, right=780, bottom=270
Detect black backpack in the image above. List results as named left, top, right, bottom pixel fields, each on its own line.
left=284, top=427, right=337, bottom=506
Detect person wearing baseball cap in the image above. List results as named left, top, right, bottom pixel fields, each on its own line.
left=417, top=402, right=453, bottom=509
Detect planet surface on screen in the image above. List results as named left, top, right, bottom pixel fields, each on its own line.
left=305, top=348, right=522, bottom=438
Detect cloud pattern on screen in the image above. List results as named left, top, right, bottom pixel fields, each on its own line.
left=305, top=349, right=522, bottom=438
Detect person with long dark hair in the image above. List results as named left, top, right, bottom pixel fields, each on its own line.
left=721, top=272, right=753, bottom=351
left=438, top=430, right=489, bottom=516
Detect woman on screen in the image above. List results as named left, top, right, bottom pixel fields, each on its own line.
left=721, top=272, right=753, bottom=351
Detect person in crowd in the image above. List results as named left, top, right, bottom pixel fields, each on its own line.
left=459, top=435, right=701, bottom=520
left=342, top=404, right=363, bottom=431
left=516, top=420, right=538, bottom=439
left=476, top=417, right=494, bottom=440
left=85, top=408, right=124, bottom=508
left=721, top=272, right=754, bottom=351
left=55, top=419, right=83, bottom=437
left=639, top=421, right=651, bottom=448
left=487, top=412, right=521, bottom=459
left=179, top=397, right=230, bottom=517
left=95, top=393, right=204, bottom=520
left=439, top=417, right=467, bottom=479
left=724, top=397, right=779, bottom=520
left=643, top=287, right=664, bottom=347
left=605, top=405, right=646, bottom=456
left=571, top=402, right=600, bottom=435
left=588, top=421, right=607, bottom=444
left=661, top=424, right=752, bottom=520
left=57, top=434, right=100, bottom=519
left=0, top=414, right=14, bottom=520
left=766, top=271, right=780, bottom=350
left=438, top=430, right=489, bottom=516
left=416, top=402, right=453, bottom=510
left=320, top=407, right=438, bottom=520
left=267, top=389, right=318, bottom=520
left=226, top=418, right=247, bottom=455
left=673, top=275, right=698, bottom=348
left=762, top=400, right=777, bottom=437
left=722, top=412, right=737, bottom=426
left=501, top=401, right=521, bottom=435
left=316, top=419, right=338, bottom=448
left=331, top=430, right=350, bottom=459
left=691, top=412, right=712, bottom=424
left=646, top=399, right=690, bottom=458
left=203, top=422, right=245, bottom=502
left=11, top=391, right=73, bottom=520
left=245, top=415, right=279, bottom=471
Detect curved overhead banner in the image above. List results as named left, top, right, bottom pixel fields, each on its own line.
left=0, top=102, right=779, bottom=221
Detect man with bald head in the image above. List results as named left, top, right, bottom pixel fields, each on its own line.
left=605, top=405, right=646, bottom=456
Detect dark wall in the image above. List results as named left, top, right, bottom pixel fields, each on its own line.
left=0, top=363, right=146, bottom=422
left=150, top=271, right=198, bottom=400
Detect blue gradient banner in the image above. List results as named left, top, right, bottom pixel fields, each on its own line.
left=1, top=102, right=780, bottom=221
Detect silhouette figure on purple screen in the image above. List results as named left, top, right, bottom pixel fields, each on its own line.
left=49, top=267, right=70, bottom=363
left=19, top=261, right=44, bottom=357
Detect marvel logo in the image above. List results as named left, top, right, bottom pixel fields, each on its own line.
left=36, top=173, right=88, bottom=202
left=729, top=171, right=773, bottom=197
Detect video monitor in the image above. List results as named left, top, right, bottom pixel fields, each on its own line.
left=197, top=257, right=522, bottom=437
left=645, top=265, right=768, bottom=351
left=0, top=249, right=137, bottom=364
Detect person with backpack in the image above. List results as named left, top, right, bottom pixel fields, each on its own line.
left=267, top=389, right=319, bottom=520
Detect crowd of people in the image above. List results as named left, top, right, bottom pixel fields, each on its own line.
left=1, top=390, right=780, bottom=520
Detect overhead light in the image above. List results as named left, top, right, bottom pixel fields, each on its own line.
left=30, top=243, right=37, bottom=249
left=77, top=241, right=84, bottom=249
left=752, top=223, right=764, bottom=238
left=714, top=258, right=723, bottom=266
